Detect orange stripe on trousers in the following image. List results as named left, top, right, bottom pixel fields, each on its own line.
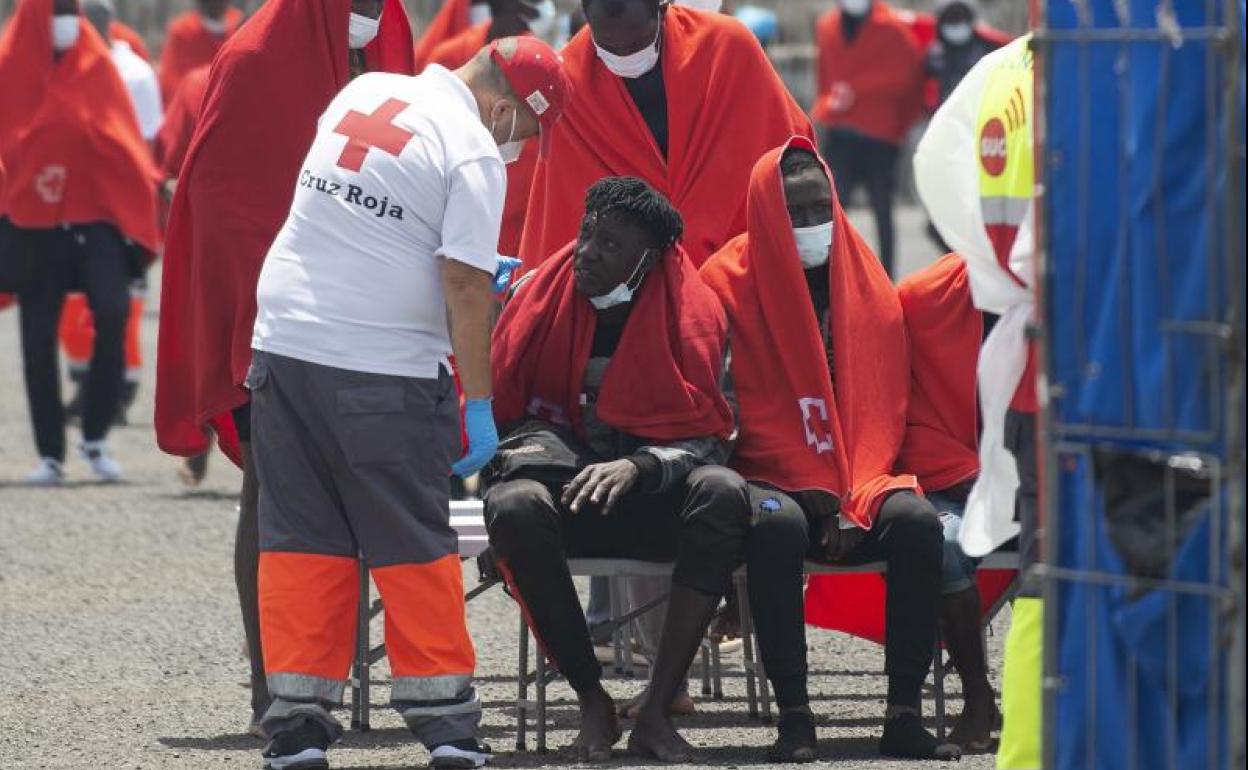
left=371, top=554, right=476, bottom=678
left=259, top=552, right=359, bottom=681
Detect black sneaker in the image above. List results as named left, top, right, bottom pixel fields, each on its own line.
left=262, top=719, right=331, bottom=770
left=429, top=737, right=492, bottom=769
left=767, top=709, right=817, bottom=763
left=879, top=711, right=962, bottom=761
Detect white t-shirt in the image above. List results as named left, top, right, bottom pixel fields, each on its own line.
left=253, top=67, right=505, bottom=378
left=110, top=41, right=162, bottom=141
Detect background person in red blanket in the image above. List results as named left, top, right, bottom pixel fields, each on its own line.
left=895, top=252, right=1004, bottom=752
left=56, top=0, right=165, bottom=431
left=811, top=0, right=924, bottom=277
left=157, top=0, right=242, bottom=105
left=485, top=178, right=749, bottom=764
left=517, top=0, right=814, bottom=271
left=700, top=139, right=959, bottom=762
left=0, top=0, right=159, bottom=485
left=153, top=0, right=415, bottom=737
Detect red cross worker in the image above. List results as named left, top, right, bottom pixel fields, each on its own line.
left=247, top=35, right=570, bottom=770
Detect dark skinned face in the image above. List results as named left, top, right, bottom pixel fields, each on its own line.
left=196, top=0, right=230, bottom=20
left=573, top=211, right=652, bottom=298
left=783, top=165, right=834, bottom=229
left=351, top=0, right=384, bottom=19
left=584, top=0, right=662, bottom=56
left=52, top=0, right=78, bottom=15
left=490, top=0, right=539, bottom=24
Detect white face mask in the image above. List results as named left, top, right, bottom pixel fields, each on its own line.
left=51, top=15, right=81, bottom=52
left=941, top=22, right=974, bottom=46
left=469, top=2, right=492, bottom=25
left=525, top=0, right=558, bottom=38
left=594, top=12, right=661, bottom=79
left=199, top=14, right=228, bottom=34
left=674, top=0, right=722, bottom=11
left=793, top=220, right=834, bottom=268
left=348, top=12, right=381, bottom=49
left=491, top=106, right=525, bottom=165
left=839, top=0, right=871, bottom=17
left=589, top=249, right=651, bottom=310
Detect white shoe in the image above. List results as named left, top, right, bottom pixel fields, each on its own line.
left=79, top=441, right=123, bottom=482
left=24, top=458, right=65, bottom=486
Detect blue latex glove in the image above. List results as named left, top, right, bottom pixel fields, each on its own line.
left=493, top=256, right=523, bottom=293
left=452, top=398, right=498, bottom=478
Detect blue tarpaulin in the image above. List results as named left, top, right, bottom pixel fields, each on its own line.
left=1044, top=1, right=1240, bottom=768
left=1044, top=0, right=1237, bottom=449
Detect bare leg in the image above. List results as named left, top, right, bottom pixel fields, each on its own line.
left=627, top=585, right=718, bottom=763
left=943, top=586, right=999, bottom=751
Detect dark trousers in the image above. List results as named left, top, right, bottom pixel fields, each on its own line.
left=485, top=465, right=750, bottom=692
left=820, top=128, right=901, bottom=277
left=745, top=486, right=944, bottom=710
left=17, top=224, right=131, bottom=461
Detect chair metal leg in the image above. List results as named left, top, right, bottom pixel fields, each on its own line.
left=609, top=576, right=626, bottom=675
left=711, top=639, right=724, bottom=700
left=933, top=638, right=946, bottom=741
left=516, top=614, right=529, bottom=751
left=700, top=642, right=712, bottom=696
left=737, top=573, right=760, bottom=719
left=535, top=642, right=548, bottom=754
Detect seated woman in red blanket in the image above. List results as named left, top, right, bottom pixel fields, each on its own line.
left=700, top=138, right=958, bottom=763
left=486, top=177, right=749, bottom=765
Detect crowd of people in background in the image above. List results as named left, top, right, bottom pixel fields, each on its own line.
left=0, top=1, right=1035, bottom=769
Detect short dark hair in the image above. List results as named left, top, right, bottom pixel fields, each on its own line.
left=779, top=147, right=823, bottom=179
left=584, top=176, right=684, bottom=252
left=582, top=0, right=662, bottom=17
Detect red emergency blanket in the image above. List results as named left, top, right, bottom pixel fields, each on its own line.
left=154, top=0, right=414, bottom=465
left=518, top=5, right=814, bottom=270
left=492, top=241, right=733, bottom=442
left=157, top=6, right=243, bottom=104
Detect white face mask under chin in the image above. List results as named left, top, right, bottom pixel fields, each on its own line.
left=492, top=108, right=524, bottom=165
left=51, top=15, right=80, bottom=52
left=594, top=13, right=661, bottom=79
left=348, top=12, right=381, bottom=50
left=793, top=220, right=834, bottom=268
left=590, top=250, right=651, bottom=310
left=199, top=14, right=228, bottom=34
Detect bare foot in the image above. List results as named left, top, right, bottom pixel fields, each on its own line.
left=947, top=696, right=1001, bottom=753
left=619, top=688, right=696, bottom=719
left=571, top=685, right=622, bottom=763
left=628, top=708, right=696, bottom=763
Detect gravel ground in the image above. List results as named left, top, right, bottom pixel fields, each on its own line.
left=0, top=206, right=1006, bottom=770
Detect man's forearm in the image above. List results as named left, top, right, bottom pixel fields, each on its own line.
left=442, top=259, right=494, bottom=399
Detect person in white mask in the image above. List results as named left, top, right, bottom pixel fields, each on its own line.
left=701, top=139, right=960, bottom=763
left=247, top=35, right=570, bottom=769
left=157, top=0, right=243, bottom=104
left=926, top=0, right=1012, bottom=108
left=487, top=176, right=748, bottom=765
left=810, top=0, right=925, bottom=278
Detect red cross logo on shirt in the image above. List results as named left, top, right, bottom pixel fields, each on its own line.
left=332, top=97, right=414, bottom=172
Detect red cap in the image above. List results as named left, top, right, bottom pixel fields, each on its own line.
left=489, top=36, right=572, bottom=159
